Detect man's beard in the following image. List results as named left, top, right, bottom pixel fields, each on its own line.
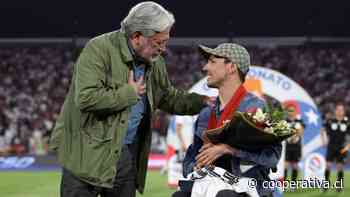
left=207, top=81, right=219, bottom=89
left=149, top=55, right=160, bottom=63
left=135, top=47, right=159, bottom=64
left=207, top=77, right=224, bottom=89
left=137, top=55, right=159, bottom=64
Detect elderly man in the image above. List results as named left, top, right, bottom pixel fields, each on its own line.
left=173, top=43, right=282, bottom=197
left=49, top=2, right=210, bottom=197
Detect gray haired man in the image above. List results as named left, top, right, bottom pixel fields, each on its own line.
left=50, top=1, right=211, bottom=197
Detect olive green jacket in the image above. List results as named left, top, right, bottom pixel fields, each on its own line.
left=49, top=30, right=206, bottom=193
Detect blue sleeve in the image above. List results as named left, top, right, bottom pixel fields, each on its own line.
left=182, top=107, right=210, bottom=177
left=238, top=94, right=266, bottom=113
left=194, top=107, right=211, bottom=138
left=182, top=135, right=203, bottom=177
left=237, top=143, right=282, bottom=168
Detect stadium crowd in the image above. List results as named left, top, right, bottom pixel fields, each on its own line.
left=0, top=44, right=349, bottom=155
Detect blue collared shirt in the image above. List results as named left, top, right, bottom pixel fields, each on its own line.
left=124, top=65, right=148, bottom=144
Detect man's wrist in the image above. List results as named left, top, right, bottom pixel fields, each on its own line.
left=221, top=144, right=239, bottom=156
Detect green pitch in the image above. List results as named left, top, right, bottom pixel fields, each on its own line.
left=0, top=170, right=348, bottom=197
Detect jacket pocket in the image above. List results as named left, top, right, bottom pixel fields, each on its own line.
left=80, top=112, right=113, bottom=142
left=80, top=130, right=114, bottom=179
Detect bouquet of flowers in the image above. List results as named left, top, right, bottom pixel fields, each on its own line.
left=204, top=107, right=297, bottom=151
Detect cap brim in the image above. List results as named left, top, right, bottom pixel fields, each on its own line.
left=198, top=45, right=225, bottom=59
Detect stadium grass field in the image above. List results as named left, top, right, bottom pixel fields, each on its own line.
left=0, top=170, right=348, bottom=197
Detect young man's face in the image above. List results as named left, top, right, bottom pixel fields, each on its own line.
left=133, top=30, right=170, bottom=63
left=202, top=55, right=232, bottom=88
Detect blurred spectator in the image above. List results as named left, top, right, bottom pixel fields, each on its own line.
left=29, top=130, right=47, bottom=155
left=151, top=110, right=170, bottom=153
left=0, top=47, right=73, bottom=155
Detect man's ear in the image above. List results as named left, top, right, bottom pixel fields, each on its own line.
left=228, top=63, right=238, bottom=74
left=130, top=31, right=143, bottom=43
left=130, top=31, right=142, bottom=46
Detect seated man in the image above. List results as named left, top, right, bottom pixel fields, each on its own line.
left=173, top=43, right=282, bottom=197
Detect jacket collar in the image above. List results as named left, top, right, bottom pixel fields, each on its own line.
left=116, top=30, right=134, bottom=64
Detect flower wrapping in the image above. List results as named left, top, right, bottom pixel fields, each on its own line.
left=204, top=108, right=296, bottom=151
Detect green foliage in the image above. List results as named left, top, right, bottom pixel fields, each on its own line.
left=263, top=101, right=287, bottom=122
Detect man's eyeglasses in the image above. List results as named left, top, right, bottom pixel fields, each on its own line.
left=150, top=38, right=168, bottom=50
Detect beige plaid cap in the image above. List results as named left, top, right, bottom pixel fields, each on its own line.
left=199, top=43, right=250, bottom=75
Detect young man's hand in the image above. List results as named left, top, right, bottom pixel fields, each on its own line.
left=195, top=143, right=239, bottom=169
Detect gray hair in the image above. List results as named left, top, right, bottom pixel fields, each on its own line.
left=121, top=1, right=175, bottom=37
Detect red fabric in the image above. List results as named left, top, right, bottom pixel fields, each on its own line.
left=207, top=85, right=247, bottom=130
left=246, top=107, right=258, bottom=114
left=166, top=145, right=176, bottom=160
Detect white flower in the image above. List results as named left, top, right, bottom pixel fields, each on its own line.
left=252, top=108, right=266, bottom=122
left=274, top=120, right=292, bottom=135
left=294, top=122, right=302, bottom=130
left=264, top=127, right=274, bottom=134
left=246, top=107, right=295, bottom=137
left=265, top=120, right=272, bottom=127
